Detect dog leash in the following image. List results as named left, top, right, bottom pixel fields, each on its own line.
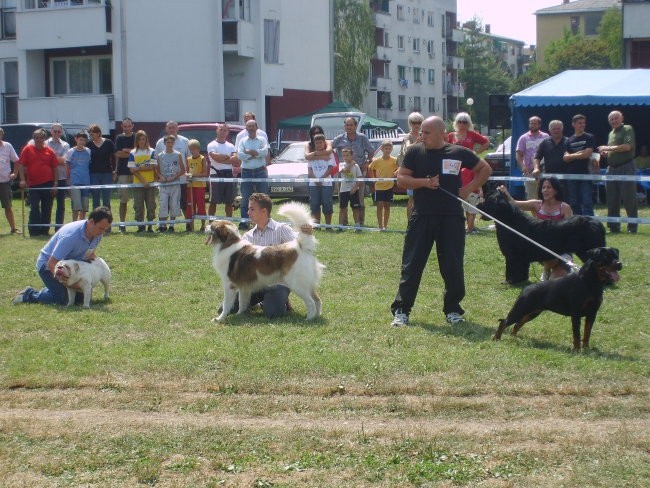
left=438, top=186, right=580, bottom=272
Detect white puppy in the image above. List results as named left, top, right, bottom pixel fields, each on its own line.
left=205, top=202, right=324, bottom=321
left=54, top=257, right=111, bottom=308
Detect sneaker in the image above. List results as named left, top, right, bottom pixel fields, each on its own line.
left=446, top=312, right=465, bottom=325
left=11, top=287, right=33, bottom=305
left=391, top=309, right=409, bottom=326
left=158, top=225, right=167, bottom=233
left=119, top=225, right=126, bottom=233
left=147, top=226, right=154, bottom=233
left=168, top=226, right=175, bottom=233
left=136, top=226, right=145, bottom=233
left=10, top=228, right=22, bottom=234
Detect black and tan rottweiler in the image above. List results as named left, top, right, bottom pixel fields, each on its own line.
left=494, top=247, right=622, bottom=351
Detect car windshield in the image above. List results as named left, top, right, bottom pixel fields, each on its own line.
left=275, top=144, right=307, bottom=163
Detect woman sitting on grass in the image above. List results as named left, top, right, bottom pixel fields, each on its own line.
left=498, top=176, right=573, bottom=280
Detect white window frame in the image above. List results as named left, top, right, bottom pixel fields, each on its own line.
left=398, top=94, right=405, bottom=112
left=428, top=69, right=435, bottom=84
left=412, top=37, right=420, bottom=53
left=396, top=4, right=404, bottom=20
left=413, top=67, right=421, bottom=84
left=397, top=35, right=404, bottom=51
left=50, top=55, right=112, bottom=96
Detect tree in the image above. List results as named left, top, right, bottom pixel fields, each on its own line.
left=459, top=18, right=512, bottom=127
left=514, top=10, right=622, bottom=91
left=598, top=8, right=623, bottom=68
left=333, top=0, right=374, bottom=108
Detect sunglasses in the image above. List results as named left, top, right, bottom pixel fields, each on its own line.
left=457, top=120, right=469, bottom=124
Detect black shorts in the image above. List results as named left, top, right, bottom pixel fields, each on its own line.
left=374, top=188, right=394, bottom=202
left=209, top=170, right=236, bottom=204
left=339, top=191, right=361, bottom=209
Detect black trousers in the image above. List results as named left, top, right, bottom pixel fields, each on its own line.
left=391, top=213, right=466, bottom=317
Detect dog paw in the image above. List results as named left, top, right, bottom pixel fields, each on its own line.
left=212, top=315, right=225, bottom=323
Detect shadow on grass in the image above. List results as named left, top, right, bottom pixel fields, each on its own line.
left=55, top=298, right=112, bottom=313
left=213, top=309, right=327, bottom=327
left=415, top=319, right=636, bottom=361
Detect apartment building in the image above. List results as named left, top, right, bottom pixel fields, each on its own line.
left=367, top=0, right=463, bottom=128
left=1, top=0, right=333, bottom=138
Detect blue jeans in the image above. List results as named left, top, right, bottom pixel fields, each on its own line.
left=309, top=185, right=334, bottom=215
left=90, top=172, right=113, bottom=210
left=567, top=179, right=594, bottom=216
left=23, top=266, right=69, bottom=305
left=240, top=167, right=269, bottom=221
left=27, top=181, right=54, bottom=236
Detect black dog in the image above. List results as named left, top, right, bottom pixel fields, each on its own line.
left=478, top=191, right=606, bottom=284
left=494, top=247, right=621, bottom=352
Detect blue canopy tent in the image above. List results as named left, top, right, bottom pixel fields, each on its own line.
left=508, top=69, right=650, bottom=194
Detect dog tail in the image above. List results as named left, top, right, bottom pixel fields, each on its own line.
left=278, top=201, right=316, bottom=250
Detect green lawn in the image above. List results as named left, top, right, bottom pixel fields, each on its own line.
left=0, top=196, right=648, bottom=487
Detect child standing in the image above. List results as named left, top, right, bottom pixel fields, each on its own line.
left=156, top=135, right=185, bottom=232
left=186, top=139, right=208, bottom=231
left=128, top=130, right=157, bottom=233
left=369, top=140, right=398, bottom=230
left=338, top=148, right=362, bottom=230
left=65, top=131, right=91, bottom=221
left=307, top=133, right=336, bottom=228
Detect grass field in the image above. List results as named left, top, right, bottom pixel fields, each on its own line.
left=1, top=196, right=648, bottom=487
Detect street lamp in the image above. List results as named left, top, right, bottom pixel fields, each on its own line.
left=466, top=97, right=474, bottom=119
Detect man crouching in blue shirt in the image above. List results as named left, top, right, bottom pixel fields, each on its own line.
left=12, top=206, right=112, bottom=306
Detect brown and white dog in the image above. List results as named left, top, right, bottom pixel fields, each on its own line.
left=205, top=202, right=324, bottom=321
left=54, top=257, right=111, bottom=308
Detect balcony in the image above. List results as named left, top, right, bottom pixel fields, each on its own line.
left=447, top=28, right=465, bottom=44
left=222, top=20, right=255, bottom=57
left=446, top=56, right=465, bottom=70
left=16, top=0, right=109, bottom=50
left=18, top=94, right=114, bottom=129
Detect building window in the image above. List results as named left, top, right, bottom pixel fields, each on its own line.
left=397, top=4, right=404, bottom=20
left=413, top=7, right=420, bottom=24
left=570, top=16, right=580, bottom=35
left=1, top=59, right=17, bottom=123
left=50, top=56, right=112, bottom=96
left=412, top=37, right=420, bottom=53
left=428, top=97, right=435, bottom=113
left=240, top=0, right=251, bottom=21
left=428, top=69, right=435, bottom=84
left=427, top=40, right=434, bottom=57
left=398, top=95, right=405, bottom=111
left=0, top=0, right=15, bottom=40
left=377, top=91, right=392, bottom=109
left=384, top=31, right=390, bottom=48
left=397, top=35, right=404, bottom=50
left=264, top=19, right=280, bottom=63
left=413, top=96, right=421, bottom=111
left=398, top=65, right=406, bottom=80
left=427, top=11, right=434, bottom=27
left=414, top=67, right=421, bottom=84
left=584, top=13, right=602, bottom=36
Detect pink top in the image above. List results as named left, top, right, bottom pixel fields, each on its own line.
left=536, top=201, right=568, bottom=221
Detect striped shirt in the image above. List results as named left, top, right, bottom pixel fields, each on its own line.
left=243, top=218, right=295, bottom=246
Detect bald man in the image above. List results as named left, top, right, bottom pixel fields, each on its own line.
left=390, top=116, right=492, bottom=327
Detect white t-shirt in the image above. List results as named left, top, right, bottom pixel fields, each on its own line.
left=155, top=134, right=190, bottom=183
left=339, top=163, right=362, bottom=193
left=206, top=139, right=236, bottom=172
left=0, top=141, right=19, bottom=183
left=308, top=153, right=336, bottom=187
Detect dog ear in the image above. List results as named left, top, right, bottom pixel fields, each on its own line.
left=74, top=263, right=80, bottom=273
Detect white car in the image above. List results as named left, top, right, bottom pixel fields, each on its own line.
left=267, top=142, right=311, bottom=200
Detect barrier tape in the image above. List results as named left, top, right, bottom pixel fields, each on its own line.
left=18, top=172, right=650, bottom=191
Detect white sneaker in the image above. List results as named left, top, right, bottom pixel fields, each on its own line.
left=391, top=309, right=409, bottom=326
left=11, top=287, right=32, bottom=305
left=446, top=312, right=465, bottom=325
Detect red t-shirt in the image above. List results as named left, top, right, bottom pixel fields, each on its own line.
left=447, top=130, right=489, bottom=151
left=18, top=144, right=58, bottom=186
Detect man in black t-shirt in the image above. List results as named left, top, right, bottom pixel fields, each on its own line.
left=563, top=114, right=595, bottom=216
left=114, top=117, right=135, bottom=232
left=390, top=116, right=492, bottom=327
